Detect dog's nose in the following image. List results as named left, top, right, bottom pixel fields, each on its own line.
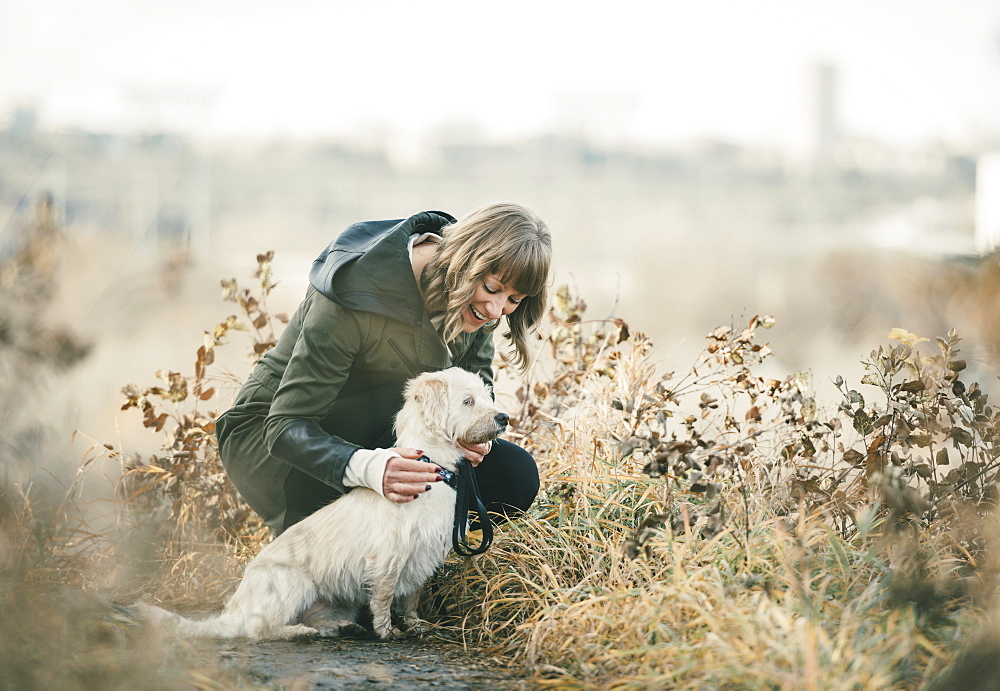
left=495, top=412, right=509, bottom=427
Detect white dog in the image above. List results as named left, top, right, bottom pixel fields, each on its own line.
left=138, top=367, right=507, bottom=640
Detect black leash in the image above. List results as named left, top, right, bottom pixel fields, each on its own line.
left=423, top=456, right=493, bottom=556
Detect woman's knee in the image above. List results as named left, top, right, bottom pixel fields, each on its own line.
left=475, top=440, right=540, bottom=522
left=503, top=447, right=540, bottom=511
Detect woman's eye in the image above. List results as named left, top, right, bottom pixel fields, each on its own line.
left=483, top=283, right=499, bottom=294
left=509, top=296, right=522, bottom=305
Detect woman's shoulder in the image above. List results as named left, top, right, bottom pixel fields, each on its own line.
left=299, top=285, right=383, bottom=326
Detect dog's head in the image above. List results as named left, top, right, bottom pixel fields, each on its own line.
left=395, top=368, right=509, bottom=448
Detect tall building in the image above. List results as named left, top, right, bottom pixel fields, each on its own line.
left=808, top=61, right=839, bottom=169
left=976, top=153, right=1000, bottom=254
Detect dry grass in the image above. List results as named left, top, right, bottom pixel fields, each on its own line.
left=4, top=220, right=999, bottom=688
left=429, top=292, right=1000, bottom=689
left=437, top=477, right=985, bottom=689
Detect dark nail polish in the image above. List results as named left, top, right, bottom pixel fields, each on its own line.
left=425, top=485, right=432, bottom=491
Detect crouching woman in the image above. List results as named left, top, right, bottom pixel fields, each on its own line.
left=215, top=202, right=553, bottom=536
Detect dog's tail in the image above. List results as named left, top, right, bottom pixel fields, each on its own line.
left=135, top=601, right=243, bottom=638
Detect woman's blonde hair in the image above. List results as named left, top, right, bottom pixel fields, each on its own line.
left=420, top=201, right=551, bottom=369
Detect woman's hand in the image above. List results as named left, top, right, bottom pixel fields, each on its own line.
left=383, top=448, right=441, bottom=503
left=458, top=440, right=493, bottom=467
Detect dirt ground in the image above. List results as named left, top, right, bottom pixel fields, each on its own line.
left=200, top=632, right=532, bottom=690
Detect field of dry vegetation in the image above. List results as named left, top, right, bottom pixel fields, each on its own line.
left=3, top=211, right=1000, bottom=689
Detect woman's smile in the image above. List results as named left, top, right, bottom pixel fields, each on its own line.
left=464, top=302, right=493, bottom=330
left=461, top=274, right=527, bottom=333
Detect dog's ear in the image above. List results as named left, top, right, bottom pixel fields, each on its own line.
left=410, top=375, right=450, bottom=424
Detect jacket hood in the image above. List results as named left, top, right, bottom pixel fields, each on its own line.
left=308, top=210, right=456, bottom=325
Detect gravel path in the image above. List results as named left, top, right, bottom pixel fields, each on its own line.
left=205, top=634, right=531, bottom=690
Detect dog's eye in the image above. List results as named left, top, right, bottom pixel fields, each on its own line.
left=463, top=397, right=474, bottom=406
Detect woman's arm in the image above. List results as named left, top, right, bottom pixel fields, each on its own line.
left=262, top=290, right=369, bottom=494
left=262, top=289, right=441, bottom=499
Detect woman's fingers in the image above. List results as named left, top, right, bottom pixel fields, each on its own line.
left=458, top=440, right=490, bottom=467
left=392, top=447, right=426, bottom=460
left=382, top=452, right=441, bottom=503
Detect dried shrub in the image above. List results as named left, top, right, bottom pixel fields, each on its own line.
left=112, top=252, right=288, bottom=605
left=445, top=283, right=1000, bottom=689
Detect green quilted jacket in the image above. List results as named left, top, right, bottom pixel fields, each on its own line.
left=216, top=210, right=494, bottom=531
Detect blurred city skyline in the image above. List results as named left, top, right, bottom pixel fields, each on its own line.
left=2, top=0, right=999, bottom=155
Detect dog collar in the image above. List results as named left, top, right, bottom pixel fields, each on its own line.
left=419, top=455, right=459, bottom=489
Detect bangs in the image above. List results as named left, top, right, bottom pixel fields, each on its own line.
left=493, top=240, right=550, bottom=297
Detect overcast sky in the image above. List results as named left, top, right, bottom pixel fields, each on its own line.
left=2, top=0, right=999, bottom=149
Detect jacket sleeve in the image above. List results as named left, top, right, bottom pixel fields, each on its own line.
left=263, top=291, right=367, bottom=492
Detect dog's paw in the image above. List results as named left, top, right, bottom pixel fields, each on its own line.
left=402, top=616, right=430, bottom=635
left=316, top=621, right=368, bottom=638
left=375, top=625, right=408, bottom=641
left=273, top=624, right=320, bottom=640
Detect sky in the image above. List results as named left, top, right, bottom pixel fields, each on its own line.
left=2, top=0, right=999, bottom=150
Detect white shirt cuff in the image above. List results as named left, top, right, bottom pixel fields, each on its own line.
left=343, top=448, right=397, bottom=497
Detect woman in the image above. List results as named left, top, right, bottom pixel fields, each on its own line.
left=216, top=202, right=552, bottom=536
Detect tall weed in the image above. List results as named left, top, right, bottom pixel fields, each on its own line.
left=112, top=251, right=285, bottom=605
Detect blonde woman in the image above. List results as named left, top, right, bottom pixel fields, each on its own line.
left=216, top=202, right=552, bottom=536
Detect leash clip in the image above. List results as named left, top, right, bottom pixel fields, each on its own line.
left=419, top=455, right=458, bottom=488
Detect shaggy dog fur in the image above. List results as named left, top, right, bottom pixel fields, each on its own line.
left=137, top=367, right=507, bottom=640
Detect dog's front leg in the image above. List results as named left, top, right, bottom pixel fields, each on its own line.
left=397, top=587, right=429, bottom=635
left=365, top=554, right=404, bottom=640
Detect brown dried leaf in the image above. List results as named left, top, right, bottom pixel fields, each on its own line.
left=711, top=326, right=733, bottom=341
left=143, top=409, right=168, bottom=432
left=949, top=426, right=974, bottom=447
left=220, top=278, right=238, bottom=302
left=867, top=434, right=886, bottom=457
left=843, top=448, right=864, bottom=465
left=935, top=447, right=949, bottom=466
left=623, top=539, right=641, bottom=559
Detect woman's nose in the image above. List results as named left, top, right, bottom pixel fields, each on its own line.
left=485, top=296, right=504, bottom=318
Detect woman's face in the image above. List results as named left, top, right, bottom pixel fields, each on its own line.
left=461, top=273, right=527, bottom=333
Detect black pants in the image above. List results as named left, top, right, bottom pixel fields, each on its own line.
left=281, top=437, right=539, bottom=534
